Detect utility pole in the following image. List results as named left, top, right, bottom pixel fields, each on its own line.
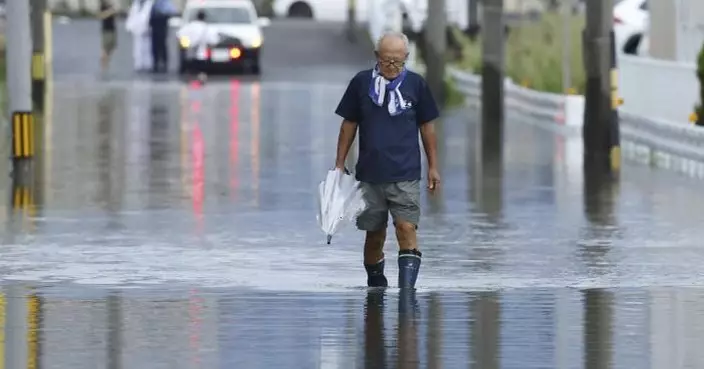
left=467, top=0, right=480, bottom=40
left=346, top=0, right=357, bottom=42
left=6, top=0, right=36, bottom=168
left=425, top=0, right=447, bottom=105
left=31, top=0, right=48, bottom=111
left=583, top=0, right=620, bottom=175
left=481, top=0, right=505, bottom=153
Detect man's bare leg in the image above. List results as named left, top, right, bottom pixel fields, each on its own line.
left=394, top=221, right=417, bottom=251
left=364, top=229, right=388, bottom=287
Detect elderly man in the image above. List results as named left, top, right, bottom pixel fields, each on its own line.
left=334, top=31, right=440, bottom=289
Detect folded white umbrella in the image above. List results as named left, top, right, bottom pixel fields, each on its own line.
left=316, top=169, right=367, bottom=244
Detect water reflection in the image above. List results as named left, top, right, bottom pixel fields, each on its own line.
left=468, top=118, right=503, bottom=220
left=467, top=120, right=504, bottom=271
left=107, top=292, right=123, bottom=369
left=363, top=291, right=385, bottom=369
left=471, top=291, right=500, bottom=369
left=397, top=289, right=419, bottom=369
left=147, top=95, right=172, bottom=209
left=426, top=293, right=442, bottom=369
left=0, top=287, right=702, bottom=367
left=580, top=169, right=620, bottom=274
left=584, top=289, right=613, bottom=369
left=96, top=90, right=125, bottom=229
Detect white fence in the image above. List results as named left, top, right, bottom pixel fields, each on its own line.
left=619, top=55, right=699, bottom=125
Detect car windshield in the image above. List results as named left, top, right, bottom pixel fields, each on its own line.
left=186, top=7, right=252, bottom=24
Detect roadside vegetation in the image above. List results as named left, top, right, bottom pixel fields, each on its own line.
left=453, top=12, right=586, bottom=94
left=695, top=44, right=704, bottom=125
left=0, top=33, right=6, bottom=113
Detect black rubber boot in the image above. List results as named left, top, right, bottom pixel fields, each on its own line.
left=398, top=249, right=422, bottom=289
left=364, top=259, right=388, bottom=287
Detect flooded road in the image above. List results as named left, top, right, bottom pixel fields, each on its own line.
left=0, top=18, right=703, bottom=369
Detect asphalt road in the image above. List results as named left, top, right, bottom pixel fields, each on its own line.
left=0, top=17, right=703, bottom=369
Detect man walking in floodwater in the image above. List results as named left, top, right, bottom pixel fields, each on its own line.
left=334, top=31, right=441, bottom=289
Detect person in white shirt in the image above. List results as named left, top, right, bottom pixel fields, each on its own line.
left=125, top=0, right=154, bottom=72
left=177, top=10, right=221, bottom=80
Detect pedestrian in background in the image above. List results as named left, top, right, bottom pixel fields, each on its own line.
left=126, top=0, right=155, bottom=72
left=334, top=31, right=441, bottom=289
left=97, top=0, right=118, bottom=74
left=150, top=0, right=177, bottom=73
left=177, top=10, right=220, bottom=82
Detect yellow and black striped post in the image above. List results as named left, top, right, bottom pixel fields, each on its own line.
left=31, top=53, right=45, bottom=110
left=11, top=112, right=35, bottom=160
left=609, top=30, right=622, bottom=174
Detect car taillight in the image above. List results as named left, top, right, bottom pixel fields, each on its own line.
left=205, top=48, right=212, bottom=59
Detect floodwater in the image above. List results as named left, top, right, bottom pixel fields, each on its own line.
left=0, top=18, right=704, bottom=369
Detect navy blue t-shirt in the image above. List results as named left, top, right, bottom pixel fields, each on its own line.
left=335, top=69, right=440, bottom=184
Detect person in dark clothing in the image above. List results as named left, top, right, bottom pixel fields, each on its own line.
left=98, top=0, right=118, bottom=73
left=149, top=0, right=175, bottom=73
left=150, top=14, right=169, bottom=72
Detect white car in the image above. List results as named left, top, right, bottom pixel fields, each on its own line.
left=272, top=0, right=368, bottom=22
left=170, top=0, right=270, bottom=74
left=613, top=0, right=648, bottom=55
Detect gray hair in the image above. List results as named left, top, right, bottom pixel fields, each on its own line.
left=375, top=30, right=410, bottom=53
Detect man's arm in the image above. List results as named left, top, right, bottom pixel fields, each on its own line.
left=98, top=6, right=118, bottom=20
left=334, top=73, right=361, bottom=169
left=335, top=120, right=358, bottom=169
left=420, top=121, right=438, bottom=170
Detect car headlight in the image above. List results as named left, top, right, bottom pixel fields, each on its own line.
left=251, top=36, right=262, bottom=48
left=179, top=37, right=190, bottom=48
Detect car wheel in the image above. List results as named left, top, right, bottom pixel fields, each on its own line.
left=288, top=1, right=313, bottom=18
left=623, top=34, right=642, bottom=55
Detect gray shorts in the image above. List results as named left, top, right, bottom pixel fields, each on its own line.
left=356, top=180, right=421, bottom=231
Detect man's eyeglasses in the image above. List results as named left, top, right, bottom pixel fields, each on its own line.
left=375, top=51, right=409, bottom=69
left=378, top=58, right=406, bottom=68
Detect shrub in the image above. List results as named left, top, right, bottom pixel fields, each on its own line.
left=454, top=12, right=586, bottom=94
left=0, top=34, right=5, bottom=114
left=695, top=43, right=704, bottom=125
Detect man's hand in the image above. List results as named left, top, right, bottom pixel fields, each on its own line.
left=427, top=168, right=441, bottom=192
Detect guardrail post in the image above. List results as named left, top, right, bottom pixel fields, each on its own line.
left=481, top=0, right=505, bottom=152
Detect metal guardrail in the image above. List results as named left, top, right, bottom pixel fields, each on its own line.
left=449, top=67, right=572, bottom=133
left=449, top=67, right=704, bottom=177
